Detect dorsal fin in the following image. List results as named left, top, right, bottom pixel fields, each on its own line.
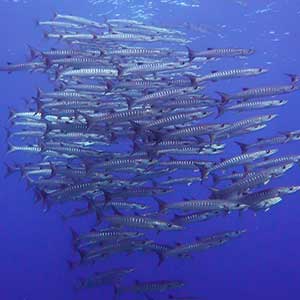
left=211, top=70, right=218, bottom=73
left=242, top=87, right=249, bottom=91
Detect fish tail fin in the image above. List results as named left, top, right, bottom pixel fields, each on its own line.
left=27, top=44, right=40, bottom=60
left=24, top=176, right=33, bottom=191
left=129, top=120, right=143, bottom=137
left=131, top=140, right=144, bottom=153
left=48, top=162, right=57, bottom=178
left=95, top=205, right=104, bottom=224
left=8, top=106, right=16, bottom=121
left=33, top=18, right=40, bottom=27
left=285, top=73, right=299, bottom=83
left=117, top=65, right=124, bottom=78
left=198, top=165, right=209, bottom=180
left=43, top=32, right=49, bottom=39
left=103, top=190, right=112, bottom=204
left=121, top=94, right=134, bottom=110
left=216, top=104, right=225, bottom=118
left=66, top=260, right=77, bottom=270
left=185, top=73, right=197, bottom=87
left=80, top=112, right=94, bottom=129
left=6, top=142, right=15, bottom=154
left=44, top=57, right=52, bottom=69
left=235, top=141, right=248, bottom=153
left=106, top=80, right=113, bottom=92
left=186, top=46, right=196, bottom=62
left=212, top=173, right=220, bottom=185
left=216, top=91, right=230, bottom=104
left=70, top=227, right=79, bottom=243
left=78, top=249, right=86, bottom=264
left=209, top=187, right=219, bottom=198
left=157, top=251, right=166, bottom=266
left=4, top=162, right=16, bottom=178
left=113, top=284, right=121, bottom=299
left=154, top=197, right=167, bottom=213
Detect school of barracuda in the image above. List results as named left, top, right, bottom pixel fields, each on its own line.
left=3, top=13, right=300, bottom=300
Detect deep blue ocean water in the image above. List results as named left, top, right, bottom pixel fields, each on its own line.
left=1, top=1, right=300, bottom=299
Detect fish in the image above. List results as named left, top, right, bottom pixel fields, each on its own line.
left=217, top=99, right=287, bottom=116
left=172, top=211, right=222, bottom=226
left=96, top=207, right=183, bottom=232
left=236, top=131, right=300, bottom=153
left=156, top=198, right=248, bottom=213
left=196, top=67, right=268, bottom=83
left=217, top=85, right=299, bottom=104
left=202, top=149, right=278, bottom=178
left=210, top=163, right=294, bottom=199
left=187, top=47, right=255, bottom=61
left=161, top=230, right=245, bottom=263
left=75, top=267, right=135, bottom=289
left=115, top=280, right=184, bottom=295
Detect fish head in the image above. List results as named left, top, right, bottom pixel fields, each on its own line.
left=278, top=185, right=300, bottom=194
left=255, top=197, right=282, bottom=210
left=256, top=67, right=268, bottom=74
left=230, top=202, right=249, bottom=210
left=135, top=203, right=149, bottom=210
left=205, top=148, right=224, bottom=155
left=159, top=187, right=174, bottom=194
left=164, top=222, right=184, bottom=231
left=244, top=48, right=255, bottom=55
left=272, top=162, right=294, bottom=176
left=291, top=133, right=300, bottom=141
left=276, top=99, right=288, bottom=106
left=125, top=268, right=135, bottom=274
left=226, top=229, right=247, bottom=238
left=129, top=231, right=145, bottom=238
left=264, top=148, right=278, bottom=157
left=166, top=280, right=185, bottom=289
left=217, top=123, right=230, bottom=130
left=264, top=114, right=278, bottom=122
left=290, top=85, right=300, bottom=91
left=210, top=143, right=225, bottom=150
left=243, top=124, right=266, bottom=133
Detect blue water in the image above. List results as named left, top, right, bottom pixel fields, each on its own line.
left=1, top=1, right=300, bottom=299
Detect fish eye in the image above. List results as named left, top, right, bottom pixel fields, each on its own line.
left=221, top=123, right=225, bottom=128
left=167, top=224, right=173, bottom=228
left=203, top=112, right=207, bottom=115
left=282, top=165, right=287, bottom=169
left=279, top=100, right=283, bottom=103
left=289, top=187, right=294, bottom=191
left=259, top=68, right=263, bottom=72
left=213, top=149, right=217, bottom=152
left=268, top=114, right=272, bottom=119
left=266, top=150, right=270, bottom=154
